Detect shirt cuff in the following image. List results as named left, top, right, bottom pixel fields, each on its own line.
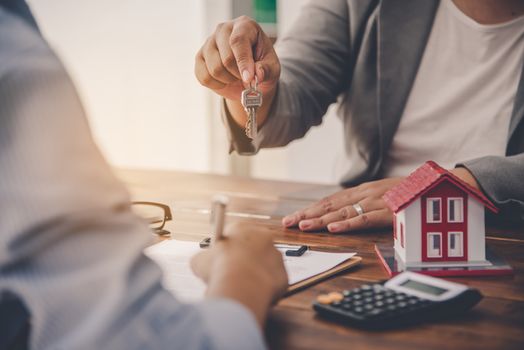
left=102, top=289, right=267, bottom=350
left=193, top=298, right=267, bottom=350
left=221, top=99, right=258, bottom=155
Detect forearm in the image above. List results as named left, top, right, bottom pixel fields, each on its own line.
left=4, top=212, right=266, bottom=350
left=457, top=154, right=524, bottom=223
left=224, top=0, right=353, bottom=153
left=223, top=75, right=338, bottom=155
left=450, top=167, right=481, bottom=190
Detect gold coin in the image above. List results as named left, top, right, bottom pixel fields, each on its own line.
left=316, top=294, right=333, bottom=304
left=328, top=292, right=344, bottom=302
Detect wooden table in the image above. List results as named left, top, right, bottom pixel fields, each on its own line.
left=118, top=169, right=524, bottom=350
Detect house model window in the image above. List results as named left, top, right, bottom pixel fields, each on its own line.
left=448, top=198, right=464, bottom=222
left=448, top=232, right=464, bottom=257
left=426, top=198, right=441, bottom=223
left=427, top=232, right=442, bottom=258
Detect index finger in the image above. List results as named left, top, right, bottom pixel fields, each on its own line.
left=282, top=190, right=357, bottom=227
left=229, top=17, right=260, bottom=83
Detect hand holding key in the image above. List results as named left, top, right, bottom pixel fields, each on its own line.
left=195, top=16, right=280, bottom=130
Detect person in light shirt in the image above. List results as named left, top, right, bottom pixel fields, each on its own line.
left=0, top=1, right=287, bottom=349
left=196, top=0, right=524, bottom=232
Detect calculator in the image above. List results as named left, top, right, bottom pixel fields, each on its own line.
left=313, top=271, right=482, bottom=329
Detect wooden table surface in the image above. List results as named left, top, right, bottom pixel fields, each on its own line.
left=118, top=168, right=524, bottom=350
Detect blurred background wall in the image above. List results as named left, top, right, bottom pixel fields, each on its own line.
left=29, top=0, right=345, bottom=184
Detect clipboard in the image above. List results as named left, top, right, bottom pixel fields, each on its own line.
left=200, top=237, right=362, bottom=296
left=285, top=255, right=362, bottom=296
left=147, top=238, right=362, bottom=302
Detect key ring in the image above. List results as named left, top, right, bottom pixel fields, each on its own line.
left=250, top=75, right=258, bottom=91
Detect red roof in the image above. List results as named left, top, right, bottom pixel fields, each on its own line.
left=383, top=161, right=498, bottom=213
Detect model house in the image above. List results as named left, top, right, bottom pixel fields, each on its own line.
left=383, top=161, right=498, bottom=267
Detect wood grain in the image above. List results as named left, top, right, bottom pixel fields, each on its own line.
left=118, top=168, right=524, bottom=350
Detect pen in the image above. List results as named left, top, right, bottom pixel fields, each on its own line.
left=211, top=194, right=229, bottom=243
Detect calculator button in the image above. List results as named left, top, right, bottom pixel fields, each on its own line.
left=353, top=294, right=363, bottom=300
left=397, top=302, right=408, bottom=309
left=331, top=301, right=342, bottom=307
left=364, top=297, right=374, bottom=303
left=387, top=305, right=397, bottom=311
left=375, top=301, right=385, bottom=307
left=353, top=307, right=365, bottom=314
left=342, top=290, right=352, bottom=297
left=361, top=284, right=373, bottom=290
left=385, top=298, right=396, bottom=304
left=395, top=294, right=407, bottom=301
left=353, top=300, right=364, bottom=306
left=364, top=304, right=374, bottom=310
left=374, top=294, right=385, bottom=300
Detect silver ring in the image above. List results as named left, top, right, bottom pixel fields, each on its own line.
left=352, top=203, right=364, bottom=216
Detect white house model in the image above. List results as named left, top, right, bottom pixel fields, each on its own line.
left=383, top=161, right=498, bottom=268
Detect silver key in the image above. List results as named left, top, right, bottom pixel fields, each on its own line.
left=241, top=77, right=262, bottom=139
left=246, top=108, right=257, bottom=139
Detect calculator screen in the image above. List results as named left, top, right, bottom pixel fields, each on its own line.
left=400, top=279, right=448, bottom=296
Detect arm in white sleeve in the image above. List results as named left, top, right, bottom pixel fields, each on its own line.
left=0, top=7, right=265, bottom=350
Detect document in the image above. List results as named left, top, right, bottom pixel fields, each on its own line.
left=145, top=239, right=356, bottom=302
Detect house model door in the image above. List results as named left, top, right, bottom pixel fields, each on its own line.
left=421, top=181, right=468, bottom=262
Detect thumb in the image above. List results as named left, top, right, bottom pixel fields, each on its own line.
left=190, top=250, right=214, bottom=282
left=255, top=61, right=279, bottom=85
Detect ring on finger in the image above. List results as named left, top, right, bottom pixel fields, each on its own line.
left=352, top=203, right=364, bottom=216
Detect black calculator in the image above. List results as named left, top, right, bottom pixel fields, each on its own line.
left=313, top=271, right=482, bottom=329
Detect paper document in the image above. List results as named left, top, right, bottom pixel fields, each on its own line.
left=145, top=239, right=356, bottom=302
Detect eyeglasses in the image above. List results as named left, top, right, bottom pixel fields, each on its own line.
left=131, top=201, right=172, bottom=236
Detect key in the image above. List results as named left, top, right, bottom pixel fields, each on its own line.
left=241, top=77, right=263, bottom=139
left=246, top=108, right=257, bottom=139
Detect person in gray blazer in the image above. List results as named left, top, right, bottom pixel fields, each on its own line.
left=0, top=1, right=287, bottom=349
left=196, top=0, right=524, bottom=232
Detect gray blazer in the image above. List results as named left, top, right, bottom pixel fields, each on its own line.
left=224, top=0, right=524, bottom=223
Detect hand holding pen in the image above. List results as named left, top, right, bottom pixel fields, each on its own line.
left=191, top=198, right=288, bottom=327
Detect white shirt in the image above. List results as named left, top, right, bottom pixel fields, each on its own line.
left=385, top=0, right=524, bottom=177
left=0, top=6, right=265, bottom=350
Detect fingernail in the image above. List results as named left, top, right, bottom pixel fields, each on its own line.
left=299, top=220, right=312, bottom=230
left=282, top=216, right=294, bottom=227
left=242, top=70, right=250, bottom=83
left=328, top=223, right=342, bottom=232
